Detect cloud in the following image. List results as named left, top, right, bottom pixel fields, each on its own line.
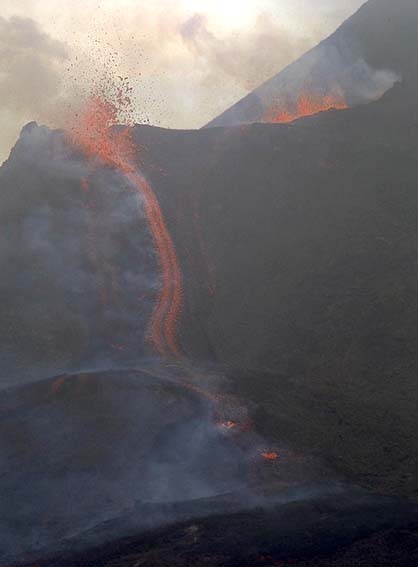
left=0, top=16, right=69, bottom=114
left=0, top=16, right=70, bottom=162
left=179, top=11, right=310, bottom=91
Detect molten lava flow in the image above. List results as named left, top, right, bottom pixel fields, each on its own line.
left=69, top=96, right=183, bottom=358
left=266, top=92, right=348, bottom=123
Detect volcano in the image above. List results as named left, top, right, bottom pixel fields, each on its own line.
left=2, top=0, right=418, bottom=565
left=206, top=0, right=417, bottom=127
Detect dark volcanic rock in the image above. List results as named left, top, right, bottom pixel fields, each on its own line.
left=129, top=81, right=418, bottom=496
left=18, top=487, right=418, bottom=567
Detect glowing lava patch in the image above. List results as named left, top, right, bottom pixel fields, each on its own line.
left=261, top=451, right=279, bottom=461
left=265, top=92, right=348, bottom=123
left=220, top=420, right=238, bottom=430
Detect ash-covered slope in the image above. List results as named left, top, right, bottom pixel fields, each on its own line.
left=2, top=3, right=418, bottom=565
left=2, top=78, right=418, bottom=500
left=0, top=368, right=247, bottom=563
left=2, top=0, right=418, bottom=504
left=133, top=81, right=418, bottom=497
left=21, top=488, right=418, bottom=567
left=206, top=0, right=418, bottom=127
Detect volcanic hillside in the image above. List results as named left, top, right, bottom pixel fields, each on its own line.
left=0, top=368, right=251, bottom=563
left=206, top=0, right=418, bottom=126
left=137, top=80, right=418, bottom=497
left=17, top=487, right=418, bottom=567
left=1, top=0, right=418, bottom=548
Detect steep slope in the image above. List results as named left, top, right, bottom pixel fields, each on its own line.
left=2, top=0, right=418, bottom=502
left=2, top=78, right=418, bottom=498
left=0, top=124, right=158, bottom=384
left=135, top=82, right=418, bottom=496
left=3, top=2, right=418, bottom=565
left=206, top=0, right=418, bottom=127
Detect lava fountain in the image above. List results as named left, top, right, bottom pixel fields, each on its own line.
left=265, top=92, right=348, bottom=123
left=69, top=96, right=183, bottom=358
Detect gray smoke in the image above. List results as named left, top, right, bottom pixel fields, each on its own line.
left=0, top=368, right=251, bottom=563
left=0, top=123, right=157, bottom=386
left=255, top=41, right=402, bottom=115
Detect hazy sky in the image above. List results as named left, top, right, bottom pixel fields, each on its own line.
left=0, top=0, right=365, bottom=163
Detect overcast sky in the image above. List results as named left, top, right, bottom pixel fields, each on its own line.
left=0, top=0, right=365, bottom=163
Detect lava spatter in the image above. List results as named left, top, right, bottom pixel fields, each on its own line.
left=69, top=95, right=183, bottom=358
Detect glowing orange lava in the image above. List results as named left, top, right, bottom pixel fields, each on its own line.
left=221, top=420, right=237, bottom=430
left=265, top=92, right=348, bottom=123
left=261, top=451, right=279, bottom=461
left=69, top=96, right=183, bottom=358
